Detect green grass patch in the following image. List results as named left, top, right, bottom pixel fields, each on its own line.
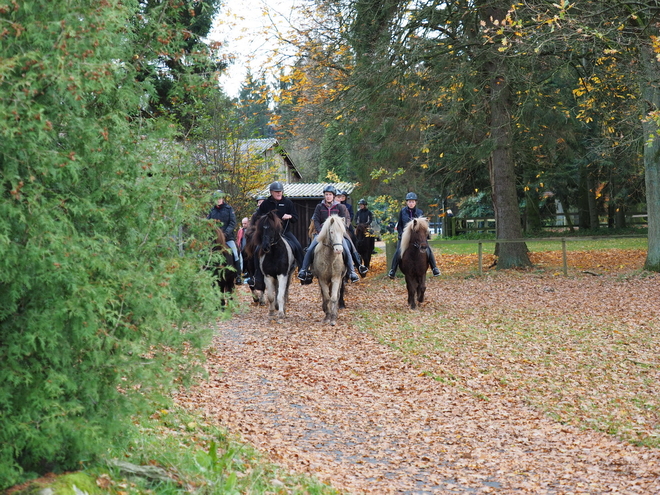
left=431, top=236, right=647, bottom=255
left=10, top=404, right=339, bottom=495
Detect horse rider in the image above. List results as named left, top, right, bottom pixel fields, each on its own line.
left=354, top=198, right=373, bottom=227
left=245, top=181, right=305, bottom=288
left=207, top=189, right=242, bottom=285
left=336, top=189, right=357, bottom=240
left=387, top=192, right=441, bottom=279
left=298, top=185, right=368, bottom=285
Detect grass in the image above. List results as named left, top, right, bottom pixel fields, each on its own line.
left=354, top=296, right=660, bottom=449
left=430, top=234, right=647, bottom=255
left=10, top=404, right=339, bottom=495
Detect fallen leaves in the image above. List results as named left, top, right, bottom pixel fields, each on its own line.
left=174, top=248, right=659, bottom=494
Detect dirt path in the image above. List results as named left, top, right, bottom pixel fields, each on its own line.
left=176, top=253, right=660, bottom=494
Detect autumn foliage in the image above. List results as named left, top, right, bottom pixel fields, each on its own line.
left=176, top=247, right=659, bottom=493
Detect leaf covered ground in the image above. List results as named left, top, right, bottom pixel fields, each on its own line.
left=175, top=248, right=659, bottom=493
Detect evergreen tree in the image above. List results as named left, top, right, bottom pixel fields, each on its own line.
left=0, top=0, right=222, bottom=487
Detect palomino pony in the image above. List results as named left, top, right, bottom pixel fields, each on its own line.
left=206, top=227, right=235, bottom=305
left=253, top=210, right=296, bottom=320
left=312, top=214, right=347, bottom=325
left=355, top=222, right=375, bottom=270
left=399, top=217, right=431, bottom=309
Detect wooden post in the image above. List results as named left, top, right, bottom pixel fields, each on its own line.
left=478, top=241, right=483, bottom=276
left=562, top=239, right=567, bottom=276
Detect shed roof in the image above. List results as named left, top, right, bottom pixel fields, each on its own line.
left=240, top=138, right=303, bottom=180
left=259, top=182, right=357, bottom=199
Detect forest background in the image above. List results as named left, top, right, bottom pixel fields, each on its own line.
left=2, top=0, right=660, bottom=489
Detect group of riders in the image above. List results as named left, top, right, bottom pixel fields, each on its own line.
left=206, top=181, right=440, bottom=289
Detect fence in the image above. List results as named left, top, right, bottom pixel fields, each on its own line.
left=446, top=214, right=648, bottom=237
left=428, top=235, right=647, bottom=276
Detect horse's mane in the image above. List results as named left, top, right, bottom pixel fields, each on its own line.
left=243, top=222, right=258, bottom=258
left=400, top=217, right=429, bottom=256
left=355, top=222, right=368, bottom=237
left=212, top=227, right=227, bottom=248
left=317, top=214, right=346, bottom=243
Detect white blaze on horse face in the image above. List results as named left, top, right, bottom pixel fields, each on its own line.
left=330, top=218, right=344, bottom=253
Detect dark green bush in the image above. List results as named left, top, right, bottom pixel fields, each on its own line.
left=0, top=1, right=222, bottom=488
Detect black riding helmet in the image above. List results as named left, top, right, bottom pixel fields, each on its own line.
left=406, top=192, right=418, bottom=201
left=269, top=181, right=284, bottom=192
left=322, top=184, right=337, bottom=195
left=358, top=198, right=367, bottom=205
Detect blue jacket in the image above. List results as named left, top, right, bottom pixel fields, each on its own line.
left=396, top=206, right=423, bottom=238
left=207, top=203, right=237, bottom=241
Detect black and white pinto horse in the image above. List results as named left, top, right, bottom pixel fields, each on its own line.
left=253, top=211, right=296, bottom=320
left=399, top=217, right=430, bottom=309
left=312, top=214, right=348, bottom=325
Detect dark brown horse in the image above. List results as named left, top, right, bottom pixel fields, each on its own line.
left=355, top=222, right=375, bottom=270
left=242, top=222, right=266, bottom=305
left=399, top=217, right=430, bottom=309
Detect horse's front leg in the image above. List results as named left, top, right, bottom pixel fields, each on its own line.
left=319, top=280, right=330, bottom=316
left=418, top=276, right=426, bottom=305
left=274, top=273, right=289, bottom=319
left=407, top=279, right=418, bottom=309
left=264, top=276, right=277, bottom=317
left=327, top=278, right=342, bottom=325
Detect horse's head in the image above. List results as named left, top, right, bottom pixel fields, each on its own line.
left=355, top=222, right=367, bottom=238
left=401, top=217, right=430, bottom=254
left=319, top=215, right=346, bottom=254
left=257, top=211, right=283, bottom=253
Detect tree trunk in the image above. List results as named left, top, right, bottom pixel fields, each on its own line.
left=587, top=172, right=600, bottom=229
left=639, top=38, right=660, bottom=271
left=481, top=3, right=530, bottom=268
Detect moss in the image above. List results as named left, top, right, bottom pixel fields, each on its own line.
left=12, top=473, right=100, bottom=495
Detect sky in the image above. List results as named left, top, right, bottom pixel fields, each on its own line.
left=210, top=0, right=302, bottom=98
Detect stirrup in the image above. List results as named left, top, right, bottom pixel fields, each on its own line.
left=387, top=269, right=396, bottom=279
left=298, top=269, right=313, bottom=285
left=432, top=267, right=440, bottom=276
left=358, top=265, right=368, bottom=276
left=349, top=271, right=359, bottom=283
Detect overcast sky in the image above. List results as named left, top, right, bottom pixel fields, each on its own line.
left=210, top=0, right=301, bottom=98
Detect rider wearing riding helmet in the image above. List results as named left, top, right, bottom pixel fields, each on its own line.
left=245, top=181, right=305, bottom=288
left=207, top=189, right=242, bottom=284
left=298, top=185, right=368, bottom=285
left=354, top=198, right=373, bottom=227
left=387, top=192, right=441, bottom=279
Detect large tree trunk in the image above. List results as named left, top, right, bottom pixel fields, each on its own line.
left=482, top=2, right=531, bottom=269
left=640, top=38, right=660, bottom=271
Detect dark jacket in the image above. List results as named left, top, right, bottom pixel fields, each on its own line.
left=396, top=206, right=423, bottom=237
left=354, top=208, right=373, bottom=226
left=207, top=203, right=237, bottom=241
left=253, top=195, right=299, bottom=233
left=341, top=201, right=354, bottom=219
left=312, top=201, right=349, bottom=234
